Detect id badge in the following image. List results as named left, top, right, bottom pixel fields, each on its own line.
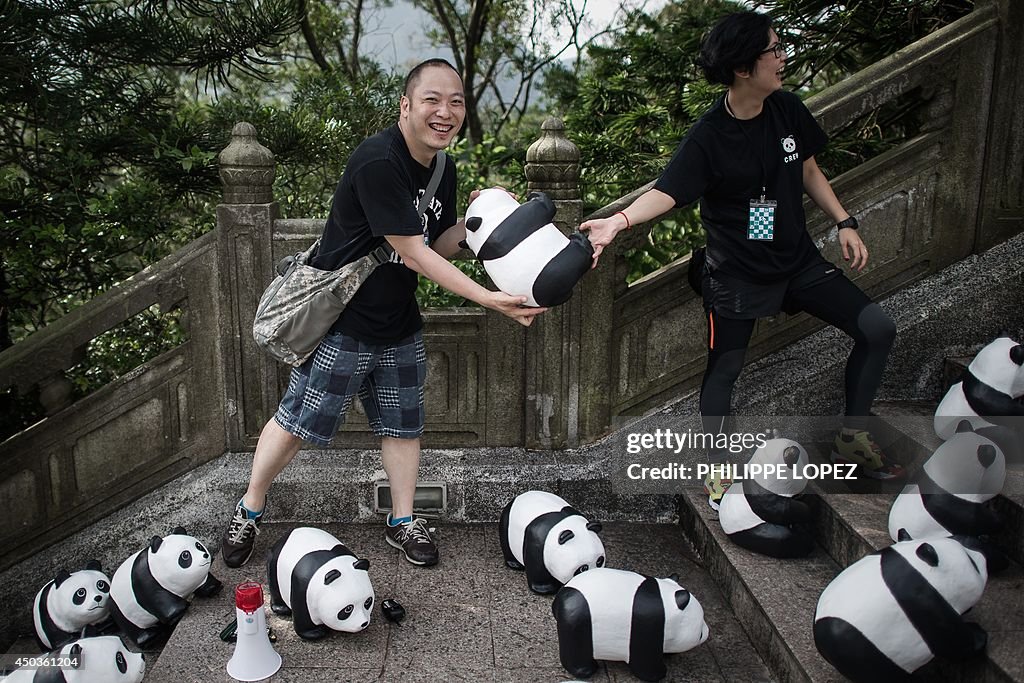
left=747, top=198, right=777, bottom=241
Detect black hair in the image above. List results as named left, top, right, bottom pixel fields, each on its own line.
left=403, top=58, right=461, bottom=97
left=695, top=11, right=774, bottom=86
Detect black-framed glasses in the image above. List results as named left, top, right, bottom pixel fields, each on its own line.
left=760, top=42, right=787, bottom=59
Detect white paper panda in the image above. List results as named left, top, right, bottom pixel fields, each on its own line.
left=498, top=490, right=606, bottom=594
left=266, top=526, right=374, bottom=640
left=935, top=334, right=1024, bottom=445
left=108, top=527, right=221, bottom=647
left=888, top=421, right=1007, bottom=571
left=32, top=560, right=111, bottom=651
left=814, top=537, right=988, bottom=683
left=1, top=636, right=145, bottom=683
left=718, top=438, right=815, bottom=558
left=552, top=568, right=710, bottom=681
left=462, top=188, right=593, bottom=307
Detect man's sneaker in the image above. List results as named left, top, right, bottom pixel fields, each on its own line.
left=704, top=473, right=733, bottom=512
left=831, top=430, right=906, bottom=481
left=385, top=517, right=439, bottom=566
left=220, top=500, right=264, bottom=569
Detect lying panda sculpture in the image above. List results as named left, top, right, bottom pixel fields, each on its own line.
left=462, top=188, right=593, bottom=307
left=888, top=421, right=1007, bottom=571
left=1, top=635, right=145, bottom=683
left=552, top=568, right=710, bottom=681
left=108, top=527, right=221, bottom=647
left=267, top=526, right=374, bottom=640
left=499, top=490, right=606, bottom=594
left=33, top=560, right=111, bottom=651
left=814, top=536, right=989, bottom=683
left=934, top=334, right=1024, bottom=460
left=718, top=438, right=815, bottom=558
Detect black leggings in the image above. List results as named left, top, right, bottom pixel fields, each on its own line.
left=699, top=274, right=896, bottom=432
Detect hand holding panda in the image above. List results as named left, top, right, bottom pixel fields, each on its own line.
left=32, top=560, right=111, bottom=651
left=461, top=189, right=594, bottom=307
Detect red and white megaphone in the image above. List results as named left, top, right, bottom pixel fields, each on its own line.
left=226, top=582, right=282, bottom=681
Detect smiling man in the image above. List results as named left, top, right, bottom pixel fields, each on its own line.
left=219, top=58, right=544, bottom=570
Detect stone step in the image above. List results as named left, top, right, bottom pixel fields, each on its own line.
left=144, top=521, right=773, bottom=683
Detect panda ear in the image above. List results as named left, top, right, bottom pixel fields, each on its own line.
left=955, top=420, right=975, bottom=434
left=53, top=569, right=71, bottom=588
left=558, top=530, right=575, bottom=545
left=668, top=573, right=680, bottom=583
left=1010, top=344, right=1024, bottom=366
left=171, top=526, right=186, bottom=536
left=465, top=216, right=482, bottom=232
left=674, top=589, right=691, bottom=610
left=150, top=536, right=163, bottom=553
left=916, top=543, right=940, bottom=567
left=69, top=643, right=82, bottom=666
left=84, top=559, right=101, bottom=571
left=353, top=559, right=370, bottom=572
left=586, top=521, right=602, bottom=534
left=897, top=528, right=912, bottom=542
left=324, top=569, right=342, bottom=585
left=782, top=446, right=801, bottom=467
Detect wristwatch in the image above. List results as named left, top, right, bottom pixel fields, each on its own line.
left=836, top=216, right=859, bottom=230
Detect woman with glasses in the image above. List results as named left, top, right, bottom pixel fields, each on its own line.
left=581, top=10, right=903, bottom=510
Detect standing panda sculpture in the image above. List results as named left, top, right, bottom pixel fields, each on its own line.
left=934, top=334, right=1024, bottom=458
left=267, top=526, right=374, bottom=640
left=498, top=490, right=606, bottom=594
left=1, top=636, right=146, bottom=683
left=108, top=527, right=221, bottom=647
left=461, top=188, right=593, bottom=307
left=32, top=560, right=111, bottom=651
left=718, top=438, right=815, bottom=558
left=551, top=568, right=710, bottom=682
left=888, top=421, right=1007, bottom=571
left=814, top=536, right=989, bottom=683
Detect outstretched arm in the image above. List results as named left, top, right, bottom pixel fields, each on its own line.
left=579, top=188, right=676, bottom=268
left=803, top=156, right=868, bottom=272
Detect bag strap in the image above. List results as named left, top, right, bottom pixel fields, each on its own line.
left=371, top=150, right=447, bottom=265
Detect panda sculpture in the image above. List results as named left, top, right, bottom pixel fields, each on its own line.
left=499, top=490, right=606, bottom=594
left=552, top=568, right=710, bottom=682
left=934, top=334, right=1024, bottom=458
left=888, top=421, right=1007, bottom=571
left=718, top=438, right=815, bottom=558
left=461, top=188, right=593, bottom=307
left=32, top=560, right=111, bottom=651
left=108, top=527, right=221, bottom=647
left=267, top=526, right=374, bottom=640
left=814, top=536, right=989, bottom=683
left=1, top=636, right=145, bottom=683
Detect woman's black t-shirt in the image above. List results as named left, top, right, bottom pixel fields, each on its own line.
left=311, top=124, right=457, bottom=344
left=654, top=90, right=828, bottom=284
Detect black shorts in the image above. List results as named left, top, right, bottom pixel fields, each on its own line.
left=702, top=253, right=844, bottom=319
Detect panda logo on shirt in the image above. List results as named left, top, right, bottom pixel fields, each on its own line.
left=781, top=135, right=799, bottom=163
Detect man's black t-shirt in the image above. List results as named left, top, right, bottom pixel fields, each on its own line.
left=312, top=124, right=457, bottom=343
left=655, top=90, right=828, bottom=283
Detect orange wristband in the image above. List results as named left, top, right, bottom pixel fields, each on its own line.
left=616, top=211, right=631, bottom=230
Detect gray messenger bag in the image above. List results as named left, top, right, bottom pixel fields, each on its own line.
left=253, top=150, right=446, bottom=366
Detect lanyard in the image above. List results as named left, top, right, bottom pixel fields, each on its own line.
left=724, top=94, right=769, bottom=202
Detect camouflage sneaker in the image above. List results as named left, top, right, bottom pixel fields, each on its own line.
left=385, top=517, right=439, bottom=566
left=831, top=430, right=907, bottom=481
left=220, top=499, right=265, bottom=569
left=704, top=473, right=733, bottom=512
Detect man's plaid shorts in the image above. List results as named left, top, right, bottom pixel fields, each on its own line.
left=274, top=330, right=426, bottom=445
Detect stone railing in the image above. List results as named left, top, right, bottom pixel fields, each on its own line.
left=1, top=0, right=1021, bottom=569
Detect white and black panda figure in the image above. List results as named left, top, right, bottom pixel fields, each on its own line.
left=461, top=188, right=593, bottom=307
left=551, top=568, right=710, bottom=682
left=934, top=334, right=1024, bottom=459
left=888, top=421, right=1008, bottom=572
left=718, top=438, right=815, bottom=558
left=266, top=526, right=374, bottom=640
left=32, top=560, right=111, bottom=651
left=108, top=527, right=222, bottom=648
left=498, top=490, right=606, bottom=594
left=1, top=636, right=145, bottom=683
left=814, top=536, right=989, bottom=683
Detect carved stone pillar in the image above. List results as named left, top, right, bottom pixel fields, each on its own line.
left=216, top=123, right=280, bottom=449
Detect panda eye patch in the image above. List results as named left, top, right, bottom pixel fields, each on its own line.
left=338, top=605, right=354, bottom=620
left=597, top=556, right=605, bottom=567
left=364, top=597, right=373, bottom=610
left=73, top=588, right=87, bottom=604
left=195, top=541, right=208, bottom=555
left=116, top=652, right=127, bottom=673
left=97, top=580, right=110, bottom=593
left=178, top=550, right=193, bottom=568
left=574, top=565, right=589, bottom=576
